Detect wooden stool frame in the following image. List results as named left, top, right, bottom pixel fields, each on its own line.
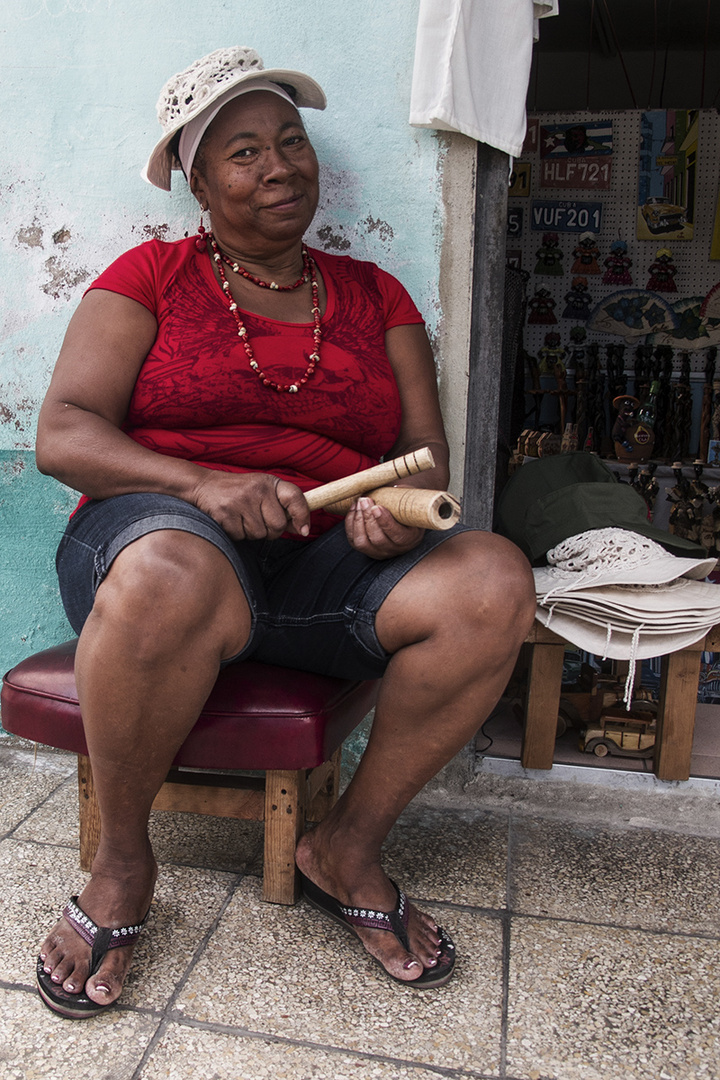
left=77, top=749, right=342, bottom=905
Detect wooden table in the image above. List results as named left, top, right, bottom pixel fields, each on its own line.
left=520, top=622, right=720, bottom=782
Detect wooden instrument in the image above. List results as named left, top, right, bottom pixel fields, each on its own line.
left=303, top=447, right=462, bottom=530
left=324, top=486, right=461, bottom=530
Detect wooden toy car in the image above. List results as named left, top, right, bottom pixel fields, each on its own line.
left=580, top=705, right=657, bottom=758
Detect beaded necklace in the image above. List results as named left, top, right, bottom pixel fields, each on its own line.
left=209, top=232, right=321, bottom=394
left=216, top=245, right=310, bottom=291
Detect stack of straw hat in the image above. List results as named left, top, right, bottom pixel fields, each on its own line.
left=495, top=454, right=720, bottom=705
left=533, top=528, right=720, bottom=703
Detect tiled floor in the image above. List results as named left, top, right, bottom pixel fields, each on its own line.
left=1, top=738, right=720, bottom=1080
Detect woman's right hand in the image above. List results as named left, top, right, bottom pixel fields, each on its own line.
left=191, top=470, right=311, bottom=541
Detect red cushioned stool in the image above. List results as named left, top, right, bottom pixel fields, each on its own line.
left=1, top=640, right=378, bottom=904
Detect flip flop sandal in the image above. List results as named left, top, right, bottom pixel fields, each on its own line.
left=299, top=871, right=456, bottom=988
left=36, top=896, right=147, bottom=1019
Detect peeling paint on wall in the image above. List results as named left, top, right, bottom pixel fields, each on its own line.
left=16, top=220, right=44, bottom=248
left=363, top=215, right=395, bottom=242
left=41, top=256, right=91, bottom=300
left=315, top=223, right=352, bottom=251
left=138, top=223, right=172, bottom=242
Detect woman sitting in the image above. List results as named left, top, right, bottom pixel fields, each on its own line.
left=34, top=46, right=535, bottom=1017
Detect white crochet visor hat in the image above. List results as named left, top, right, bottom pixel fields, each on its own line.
left=533, top=528, right=717, bottom=599
left=142, top=46, right=327, bottom=190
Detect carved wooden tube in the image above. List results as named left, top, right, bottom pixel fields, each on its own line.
left=324, top=486, right=461, bottom=530
left=304, top=447, right=435, bottom=513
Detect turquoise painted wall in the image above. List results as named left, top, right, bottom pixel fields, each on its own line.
left=0, top=0, right=445, bottom=675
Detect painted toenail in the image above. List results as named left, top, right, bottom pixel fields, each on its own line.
left=403, top=959, right=421, bottom=970
left=95, top=983, right=111, bottom=994
left=65, top=983, right=75, bottom=992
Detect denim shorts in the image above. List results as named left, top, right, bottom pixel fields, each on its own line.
left=56, top=493, right=471, bottom=681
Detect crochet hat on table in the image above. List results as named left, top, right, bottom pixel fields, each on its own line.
left=533, top=528, right=716, bottom=598
left=142, top=46, right=327, bottom=190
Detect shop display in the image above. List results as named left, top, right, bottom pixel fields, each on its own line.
left=508, top=104, right=720, bottom=572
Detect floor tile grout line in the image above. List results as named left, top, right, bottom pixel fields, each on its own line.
left=498, top=812, right=517, bottom=1079
left=129, top=872, right=246, bottom=1080
left=408, top=895, right=720, bottom=943
left=0, top=980, right=542, bottom=1080
left=501, top=907, right=720, bottom=942
left=0, top=770, right=74, bottom=844
left=129, top=1014, right=173, bottom=1080
left=0, top=979, right=37, bottom=994
left=158, top=1011, right=508, bottom=1080
left=0, top=980, right=539, bottom=1080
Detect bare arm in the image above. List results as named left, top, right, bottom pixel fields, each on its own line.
left=345, top=322, right=451, bottom=558
left=36, top=289, right=310, bottom=539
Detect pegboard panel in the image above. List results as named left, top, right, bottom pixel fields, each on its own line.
left=508, top=109, right=720, bottom=373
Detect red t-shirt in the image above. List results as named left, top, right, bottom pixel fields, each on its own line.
left=84, top=236, right=424, bottom=536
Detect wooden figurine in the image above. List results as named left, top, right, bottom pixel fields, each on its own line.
left=561, top=276, right=592, bottom=320
left=611, top=384, right=657, bottom=463
left=667, top=462, right=700, bottom=542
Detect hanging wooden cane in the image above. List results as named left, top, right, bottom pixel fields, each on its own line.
left=700, top=346, right=717, bottom=463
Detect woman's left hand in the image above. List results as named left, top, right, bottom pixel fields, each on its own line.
left=345, top=496, right=424, bottom=559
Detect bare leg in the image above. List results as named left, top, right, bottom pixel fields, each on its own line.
left=296, top=531, right=535, bottom=982
left=39, top=531, right=250, bottom=1007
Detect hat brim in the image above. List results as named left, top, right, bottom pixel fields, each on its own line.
left=543, top=581, right=720, bottom=621
left=534, top=605, right=713, bottom=660
left=495, top=453, right=710, bottom=563
left=524, top=484, right=707, bottom=562
left=142, top=67, right=327, bottom=190
left=534, top=551, right=717, bottom=596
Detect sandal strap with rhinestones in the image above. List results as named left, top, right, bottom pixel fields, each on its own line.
left=338, top=884, right=411, bottom=950
left=63, top=896, right=146, bottom=951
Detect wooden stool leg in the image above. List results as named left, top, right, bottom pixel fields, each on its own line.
left=521, top=641, right=565, bottom=770
left=653, top=646, right=703, bottom=782
left=307, top=747, right=341, bottom=822
left=263, top=769, right=306, bottom=904
left=78, top=754, right=101, bottom=872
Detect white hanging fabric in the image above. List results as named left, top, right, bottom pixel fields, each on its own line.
left=409, top=0, right=559, bottom=157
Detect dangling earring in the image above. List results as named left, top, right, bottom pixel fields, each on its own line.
left=195, top=205, right=208, bottom=252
